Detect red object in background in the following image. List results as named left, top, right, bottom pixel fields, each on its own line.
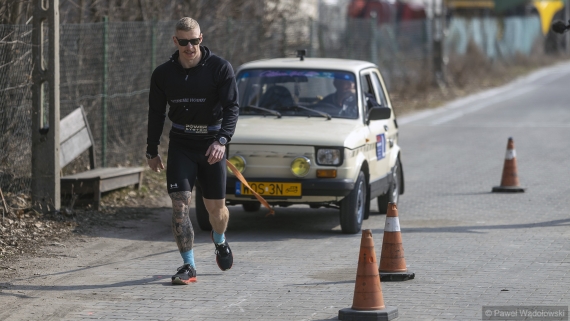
left=348, top=0, right=426, bottom=24
left=348, top=0, right=367, bottom=17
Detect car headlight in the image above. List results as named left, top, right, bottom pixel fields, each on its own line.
left=291, top=156, right=311, bottom=177
left=227, top=155, right=246, bottom=174
left=316, top=148, right=342, bottom=165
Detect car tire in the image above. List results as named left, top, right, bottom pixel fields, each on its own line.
left=339, top=171, right=366, bottom=234
left=242, top=202, right=261, bottom=212
left=195, top=186, right=212, bottom=231
left=363, top=184, right=371, bottom=220
left=377, top=157, right=401, bottom=214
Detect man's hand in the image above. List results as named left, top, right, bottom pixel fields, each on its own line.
left=205, top=141, right=226, bottom=165
left=147, top=154, right=165, bottom=172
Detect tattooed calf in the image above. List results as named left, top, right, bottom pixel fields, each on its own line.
left=169, top=191, right=194, bottom=253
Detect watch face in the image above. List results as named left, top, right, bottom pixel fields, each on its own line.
left=219, top=137, right=227, bottom=145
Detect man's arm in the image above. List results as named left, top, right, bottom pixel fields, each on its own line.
left=206, top=61, right=239, bottom=165
left=146, top=69, right=167, bottom=171
left=215, top=62, right=239, bottom=143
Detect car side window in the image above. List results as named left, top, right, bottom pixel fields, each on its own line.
left=370, top=72, right=388, bottom=107
left=360, top=73, right=376, bottom=111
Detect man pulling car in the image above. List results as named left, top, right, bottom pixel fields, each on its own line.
left=146, top=17, right=239, bottom=285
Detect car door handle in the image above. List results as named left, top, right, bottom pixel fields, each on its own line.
left=384, top=125, right=389, bottom=131
left=389, top=138, right=394, bottom=148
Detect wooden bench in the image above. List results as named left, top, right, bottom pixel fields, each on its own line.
left=59, top=106, right=144, bottom=210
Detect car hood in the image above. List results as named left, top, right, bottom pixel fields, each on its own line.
left=231, top=116, right=367, bottom=148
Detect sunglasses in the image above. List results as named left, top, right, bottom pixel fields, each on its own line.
left=176, top=37, right=201, bottom=46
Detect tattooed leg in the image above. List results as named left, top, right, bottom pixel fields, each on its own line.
left=169, top=191, right=194, bottom=253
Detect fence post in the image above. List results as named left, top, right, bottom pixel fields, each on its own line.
left=318, top=19, right=325, bottom=57
left=102, top=16, right=108, bottom=167
left=370, top=11, right=378, bottom=65
left=566, top=0, right=570, bottom=55
left=347, top=18, right=353, bottom=59
left=151, top=17, right=157, bottom=72
left=432, top=0, right=446, bottom=87
left=281, top=17, right=287, bottom=57
left=309, top=17, right=314, bottom=57
left=225, top=18, right=233, bottom=60
left=31, top=0, right=61, bottom=212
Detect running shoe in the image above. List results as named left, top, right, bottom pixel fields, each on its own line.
left=171, top=264, right=197, bottom=285
left=211, top=231, right=233, bottom=271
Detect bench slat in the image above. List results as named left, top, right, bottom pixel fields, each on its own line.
left=61, top=167, right=144, bottom=180
left=100, top=173, right=142, bottom=192
left=59, top=127, right=92, bottom=168
left=60, top=108, right=86, bottom=143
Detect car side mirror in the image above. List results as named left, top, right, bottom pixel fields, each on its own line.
left=367, top=106, right=391, bottom=123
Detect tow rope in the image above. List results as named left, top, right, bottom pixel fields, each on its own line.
left=226, top=160, right=275, bottom=216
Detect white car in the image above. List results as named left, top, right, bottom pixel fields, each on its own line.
left=195, top=51, right=404, bottom=234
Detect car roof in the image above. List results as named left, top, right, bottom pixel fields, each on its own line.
left=236, top=57, right=377, bottom=74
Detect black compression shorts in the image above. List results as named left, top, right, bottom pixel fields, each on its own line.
left=166, top=141, right=226, bottom=199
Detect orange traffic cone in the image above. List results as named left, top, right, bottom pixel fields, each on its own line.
left=379, top=203, right=415, bottom=282
left=338, top=229, right=398, bottom=321
left=492, top=137, right=525, bottom=193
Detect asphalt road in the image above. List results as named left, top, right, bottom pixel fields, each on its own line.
left=1, top=61, right=569, bottom=321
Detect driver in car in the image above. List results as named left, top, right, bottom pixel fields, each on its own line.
left=321, top=77, right=357, bottom=117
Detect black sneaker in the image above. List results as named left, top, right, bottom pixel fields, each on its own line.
left=211, top=231, right=233, bottom=271
left=171, top=264, right=197, bottom=285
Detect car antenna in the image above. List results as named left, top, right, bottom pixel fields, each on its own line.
left=296, top=49, right=307, bottom=61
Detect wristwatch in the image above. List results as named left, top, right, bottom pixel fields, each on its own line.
left=145, top=152, right=158, bottom=159
left=217, top=136, right=228, bottom=146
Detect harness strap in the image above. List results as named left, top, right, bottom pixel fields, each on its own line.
left=225, top=160, right=275, bottom=217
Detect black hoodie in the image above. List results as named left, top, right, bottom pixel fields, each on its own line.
left=146, top=46, right=239, bottom=154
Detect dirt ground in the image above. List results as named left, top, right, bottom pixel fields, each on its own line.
left=0, top=53, right=568, bottom=278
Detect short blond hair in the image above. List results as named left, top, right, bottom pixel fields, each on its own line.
left=175, top=17, right=200, bottom=32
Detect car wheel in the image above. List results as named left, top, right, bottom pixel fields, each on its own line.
left=242, top=202, right=261, bottom=212
left=377, top=157, right=401, bottom=214
left=339, top=171, right=366, bottom=234
left=195, top=186, right=212, bottom=231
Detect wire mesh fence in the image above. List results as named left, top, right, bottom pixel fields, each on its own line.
left=0, top=15, right=557, bottom=196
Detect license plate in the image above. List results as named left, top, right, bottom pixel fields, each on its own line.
left=235, top=182, right=301, bottom=197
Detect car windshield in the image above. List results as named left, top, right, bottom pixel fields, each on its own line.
left=236, top=69, right=359, bottom=119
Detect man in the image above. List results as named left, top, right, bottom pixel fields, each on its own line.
left=146, top=17, right=239, bottom=285
left=322, top=76, right=357, bottom=118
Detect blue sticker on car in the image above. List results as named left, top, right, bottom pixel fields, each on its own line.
left=235, top=181, right=242, bottom=195
left=376, top=133, right=386, bottom=160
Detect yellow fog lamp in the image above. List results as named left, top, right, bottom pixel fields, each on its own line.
left=227, top=155, right=246, bottom=174
left=291, top=156, right=311, bottom=177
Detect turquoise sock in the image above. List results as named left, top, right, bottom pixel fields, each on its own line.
left=180, top=249, right=195, bottom=268
left=213, top=231, right=225, bottom=244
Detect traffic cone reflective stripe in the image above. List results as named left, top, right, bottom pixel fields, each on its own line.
left=492, top=137, right=525, bottom=193
left=379, top=204, right=407, bottom=273
left=352, top=229, right=385, bottom=311
left=379, top=203, right=415, bottom=281
left=339, top=229, right=399, bottom=320
left=384, top=217, right=400, bottom=232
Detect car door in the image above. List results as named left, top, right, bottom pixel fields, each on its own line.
left=371, top=69, right=398, bottom=175
left=360, top=69, right=390, bottom=198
